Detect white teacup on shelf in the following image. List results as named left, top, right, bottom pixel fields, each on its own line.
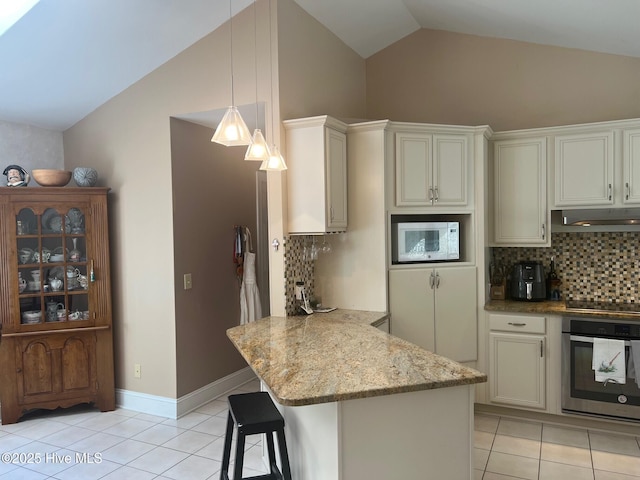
left=18, top=248, right=33, bottom=264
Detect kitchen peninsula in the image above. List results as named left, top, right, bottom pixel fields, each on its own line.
left=227, top=309, right=486, bottom=480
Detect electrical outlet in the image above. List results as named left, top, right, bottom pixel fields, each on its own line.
left=134, top=364, right=141, bottom=378
left=184, top=273, right=192, bottom=290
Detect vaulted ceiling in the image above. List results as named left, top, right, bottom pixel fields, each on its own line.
left=1, top=0, right=639, bottom=131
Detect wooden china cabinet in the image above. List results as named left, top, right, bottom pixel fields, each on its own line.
left=0, top=187, right=114, bottom=424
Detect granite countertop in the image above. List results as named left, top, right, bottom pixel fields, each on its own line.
left=485, top=300, right=568, bottom=315
left=227, top=309, right=487, bottom=407
left=485, top=300, right=640, bottom=320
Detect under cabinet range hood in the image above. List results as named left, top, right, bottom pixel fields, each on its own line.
left=562, top=208, right=640, bottom=226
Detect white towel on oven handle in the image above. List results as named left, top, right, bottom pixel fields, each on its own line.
left=592, top=338, right=626, bottom=384
left=628, top=340, right=640, bottom=386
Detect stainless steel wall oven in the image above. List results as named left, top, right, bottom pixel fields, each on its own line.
left=562, top=315, right=640, bottom=421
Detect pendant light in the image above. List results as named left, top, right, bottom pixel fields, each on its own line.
left=244, top=0, right=270, bottom=161
left=212, top=0, right=251, bottom=147
left=260, top=0, right=287, bottom=171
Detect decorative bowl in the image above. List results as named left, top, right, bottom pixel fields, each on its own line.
left=22, top=310, right=41, bottom=324
left=32, top=169, right=72, bottom=187
left=73, top=167, right=98, bottom=187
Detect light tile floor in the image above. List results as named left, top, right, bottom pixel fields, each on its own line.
left=475, top=412, right=640, bottom=479
left=2, top=381, right=640, bottom=479
left=0, top=380, right=269, bottom=480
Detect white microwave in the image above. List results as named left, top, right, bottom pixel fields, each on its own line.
left=393, top=221, right=460, bottom=263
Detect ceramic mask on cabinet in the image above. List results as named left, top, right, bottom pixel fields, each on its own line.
left=18, top=273, right=26, bottom=293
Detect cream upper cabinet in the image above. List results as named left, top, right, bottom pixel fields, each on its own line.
left=623, top=128, right=640, bottom=204
left=554, top=131, right=614, bottom=206
left=284, top=115, right=348, bottom=234
left=493, top=137, right=549, bottom=246
left=395, top=132, right=468, bottom=207
left=389, top=266, right=477, bottom=363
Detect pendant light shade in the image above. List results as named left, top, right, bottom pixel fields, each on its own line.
left=211, top=106, right=252, bottom=146
left=211, top=0, right=251, bottom=147
left=260, top=144, right=287, bottom=171
left=245, top=128, right=270, bottom=161
left=259, top=0, right=288, bottom=172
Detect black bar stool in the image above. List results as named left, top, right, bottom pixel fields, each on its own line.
left=220, top=392, right=292, bottom=480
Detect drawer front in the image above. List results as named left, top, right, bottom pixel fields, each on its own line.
left=489, top=313, right=546, bottom=334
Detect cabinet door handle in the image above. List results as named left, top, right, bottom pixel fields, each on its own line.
left=435, top=271, right=440, bottom=288
left=507, top=322, right=527, bottom=327
left=330, top=206, right=334, bottom=221
left=608, top=183, right=612, bottom=201
left=541, top=223, right=546, bottom=240
left=428, top=187, right=434, bottom=204
left=540, top=340, right=544, bottom=358
left=429, top=271, right=435, bottom=289
left=433, top=187, right=439, bottom=203
left=626, top=182, right=630, bottom=200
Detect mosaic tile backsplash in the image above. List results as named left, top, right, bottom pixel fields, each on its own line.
left=284, top=235, right=316, bottom=315
left=492, top=232, right=640, bottom=303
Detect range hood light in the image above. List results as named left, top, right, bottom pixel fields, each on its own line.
left=562, top=208, right=640, bottom=226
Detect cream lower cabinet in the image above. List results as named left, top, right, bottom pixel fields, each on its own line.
left=492, top=137, right=548, bottom=246
left=489, top=313, right=546, bottom=410
left=389, top=266, right=477, bottom=363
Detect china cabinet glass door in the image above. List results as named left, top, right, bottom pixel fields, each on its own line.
left=15, top=204, right=93, bottom=328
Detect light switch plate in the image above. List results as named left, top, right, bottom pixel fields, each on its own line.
left=184, top=273, right=192, bottom=290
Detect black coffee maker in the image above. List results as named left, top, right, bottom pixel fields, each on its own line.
left=510, top=261, right=546, bottom=301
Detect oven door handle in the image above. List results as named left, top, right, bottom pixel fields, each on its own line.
left=569, top=335, right=631, bottom=347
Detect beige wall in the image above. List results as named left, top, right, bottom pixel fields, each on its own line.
left=366, top=28, right=640, bottom=131
left=63, top=2, right=275, bottom=398
left=60, top=0, right=364, bottom=401
left=277, top=0, right=366, bottom=121
left=170, top=119, right=256, bottom=397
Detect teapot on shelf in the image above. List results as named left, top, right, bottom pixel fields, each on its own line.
left=49, top=277, right=63, bottom=291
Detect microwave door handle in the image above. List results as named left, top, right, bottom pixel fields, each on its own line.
left=569, top=335, right=631, bottom=347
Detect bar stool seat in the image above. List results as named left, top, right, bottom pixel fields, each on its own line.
left=220, top=392, right=292, bottom=480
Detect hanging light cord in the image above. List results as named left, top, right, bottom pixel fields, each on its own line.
left=253, top=0, right=259, bottom=127
left=268, top=0, right=274, bottom=144
left=229, top=0, right=235, bottom=106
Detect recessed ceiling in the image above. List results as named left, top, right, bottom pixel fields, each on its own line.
left=1, top=0, right=639, bottom=131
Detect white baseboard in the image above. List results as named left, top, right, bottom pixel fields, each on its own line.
left=116, top=367, right=257, bottom=419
